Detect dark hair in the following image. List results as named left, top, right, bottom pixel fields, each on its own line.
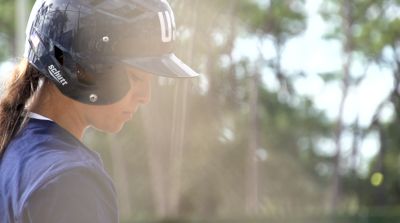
left=0, top=59, right=41, bottom=157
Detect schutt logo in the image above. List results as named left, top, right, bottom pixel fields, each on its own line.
left=47, top=65, right=68, bottom=86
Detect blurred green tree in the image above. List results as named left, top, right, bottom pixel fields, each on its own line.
left=0, top=0, right=17, bottom=60
left=320, top=0, right=400, bottom=212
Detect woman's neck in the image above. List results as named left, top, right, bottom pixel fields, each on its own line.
left=29, top=82, right=87, bottom=140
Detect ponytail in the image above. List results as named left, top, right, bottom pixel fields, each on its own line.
left=0, top=59, right=41, bottom=156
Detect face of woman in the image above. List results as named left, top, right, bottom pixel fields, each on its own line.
left=81, top=66, right=153, bottom=133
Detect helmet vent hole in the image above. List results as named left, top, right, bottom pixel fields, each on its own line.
left=76, top=65, right=96, bottom=86
left=54, top=46, right=64, bottom=65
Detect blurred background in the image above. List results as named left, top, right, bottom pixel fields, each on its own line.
left=1, top=0, right=400, bottom=222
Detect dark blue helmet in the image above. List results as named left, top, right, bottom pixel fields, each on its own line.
left=24, top=0, right=198, bottom=105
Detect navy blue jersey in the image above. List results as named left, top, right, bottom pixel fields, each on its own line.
left=0, top=118, right=118, bottom=223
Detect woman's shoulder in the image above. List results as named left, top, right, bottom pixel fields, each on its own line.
left=0, top=119, right=111, bottom=212
left=1, top=155, right=117, bottom=223
left=7, top=118, right=104, bottom=174
left=7, top=118, right=101, bottom=165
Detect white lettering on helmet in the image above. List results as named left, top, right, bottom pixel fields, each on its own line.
left=47, top=65, right=68, bottom=86
left=158, top=10, right=176, bottom=43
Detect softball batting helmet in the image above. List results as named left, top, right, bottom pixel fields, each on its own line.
left=24, top=0, right=198, bottom=105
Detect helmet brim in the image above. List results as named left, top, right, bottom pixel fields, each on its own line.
left=122, top=53, right=199, bottom=78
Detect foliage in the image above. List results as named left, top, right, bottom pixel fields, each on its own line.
left=0, top=0, right=15, bottom=60
left=320, top=0, right=400, bottom=211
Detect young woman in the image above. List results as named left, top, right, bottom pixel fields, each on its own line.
left=0, top=0, right=198, bottom=222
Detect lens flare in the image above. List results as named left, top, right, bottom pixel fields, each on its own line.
left=370, top=172, right=384, bottom=187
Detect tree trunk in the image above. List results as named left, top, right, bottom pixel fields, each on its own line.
left=350, top=118, right=360, bottom=178
left=167, top=80, right=189, bottom=215
left=16, top=0, right=28, bottom=57
left=373, top=128, right=386, bottom=205
left=245, top=71, right=260, bottom=214
left=330, top=0, right=353, bottom=212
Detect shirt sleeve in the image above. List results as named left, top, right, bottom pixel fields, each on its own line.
left=21, top=167, right=119, bottom=223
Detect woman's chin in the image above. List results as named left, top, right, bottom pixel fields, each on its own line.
left=92, top=121, right=126, bottom=134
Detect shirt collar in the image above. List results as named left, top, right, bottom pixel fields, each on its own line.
left=28, top=112, right=53, bottom=121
